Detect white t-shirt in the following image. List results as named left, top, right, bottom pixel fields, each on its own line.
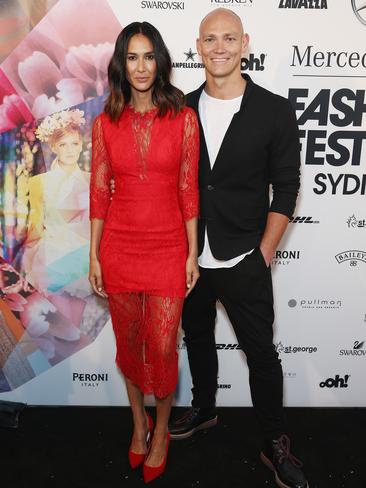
left=198, top=89, right=253, bottom=269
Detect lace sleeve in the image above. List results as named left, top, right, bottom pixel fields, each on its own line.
left=90, top=115, right=112, bottom=220
left=178, top=108, right=199, bottom=221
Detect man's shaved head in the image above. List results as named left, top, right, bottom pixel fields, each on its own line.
left=196, top=7, right=249, bottom=86
left=199, top=8, right=244, bottom=37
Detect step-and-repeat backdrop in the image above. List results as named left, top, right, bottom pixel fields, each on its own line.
left=0, top=0, right=365, bottom=407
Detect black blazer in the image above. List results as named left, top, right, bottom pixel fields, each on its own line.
left=186, top=74, right=301, bottom=260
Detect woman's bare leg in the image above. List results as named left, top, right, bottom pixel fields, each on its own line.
left=144, top=295, right=184, bottom=467
left=125, top=378, right=149, bottom=454
left=109, top=292, right=148, bottom=454
left=145, top=392, right=174, bottom=466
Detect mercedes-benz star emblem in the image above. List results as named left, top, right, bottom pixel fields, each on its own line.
left=352, top=0, right=366, bottom=25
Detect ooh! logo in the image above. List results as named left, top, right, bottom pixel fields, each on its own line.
left=319, top=374, right=350, bottom=388
left=241, top=53, right=266, bottom=72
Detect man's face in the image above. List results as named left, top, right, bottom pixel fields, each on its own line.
left=197, top=11, right=248, bottom=80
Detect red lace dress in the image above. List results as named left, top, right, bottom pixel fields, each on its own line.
left=90, top=105, right=199, bottom=398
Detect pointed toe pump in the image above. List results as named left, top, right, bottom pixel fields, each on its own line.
left=128, top=414, right=154, bottom=469
left=143, top=433, right=171, bottom=483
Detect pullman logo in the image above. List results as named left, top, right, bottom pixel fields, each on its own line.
left=319, top=374, right=350, bottom=388
left=289, top=216, right=319, bottom=224
left=288, top=298, right=342, bottom=309
left=272, top=250, right=300, bottom=266
left=347, top=215, right=366, bottom=229
left=241, top=53, right=266, bottom=72
left=339, top=340, right=366, bottom=357
left=72, top=372, right=109, bottom=387
left=279, top=0, right=327, bottom=8
left=335, top=250, right=366, bottom=266
left=352, top=0, right=366, bottom=26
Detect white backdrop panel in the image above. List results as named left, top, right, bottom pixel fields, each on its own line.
left=1, top=0, right=365, bottom=406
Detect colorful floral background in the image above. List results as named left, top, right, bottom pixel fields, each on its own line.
left=0, top=0, right=122, bottom=392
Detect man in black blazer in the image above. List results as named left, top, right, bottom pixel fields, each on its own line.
left=169, top=8, right=308, bottom=488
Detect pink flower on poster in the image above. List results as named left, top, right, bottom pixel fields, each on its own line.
left=17, top=51, right=84, bottom=119
left=1, top=0, right=121, bottom=119
left=18, top=51, right=63, bottom=98
left=65, top=43, right=114, bottom=98
left=19, top=291, right=88, bottom=360
left=0, top=94, right=33, bottom=131
left=0, top=259, right=89, bottom=361
left=0, top=70, right=33, bottom=132
left=2, top=292, right=28, bottom=313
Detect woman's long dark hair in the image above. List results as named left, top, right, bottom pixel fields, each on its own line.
left=105, top=22, right=185, bottom=121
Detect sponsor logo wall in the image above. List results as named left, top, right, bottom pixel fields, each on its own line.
left=0, top=0, right=365, bottom=407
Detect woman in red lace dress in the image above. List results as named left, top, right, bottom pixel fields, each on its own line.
left=89, top=22, right=199, bottom=482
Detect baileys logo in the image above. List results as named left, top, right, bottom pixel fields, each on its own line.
left=335, top=250, right=366, bottom=266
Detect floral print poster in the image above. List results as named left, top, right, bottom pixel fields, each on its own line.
left=0, top=0, right=122, bottom=392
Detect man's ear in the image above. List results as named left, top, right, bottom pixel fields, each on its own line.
left=196, top=37, right=202, bottom=57
left=242, top=33, right=250, bottom=56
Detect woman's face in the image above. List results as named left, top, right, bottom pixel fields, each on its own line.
left=52, top=131, right=82, bottom=166
left=126, top=34, right=157, bottom=94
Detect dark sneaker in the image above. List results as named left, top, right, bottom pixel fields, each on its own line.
left=260, top=435, right=309, bottom=488
left=168, top=407, right=218, bottom=440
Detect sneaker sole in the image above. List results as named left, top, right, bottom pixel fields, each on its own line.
left=169, top=416, right=218, bottom=440
left=260, top=451, right=309, bottom=488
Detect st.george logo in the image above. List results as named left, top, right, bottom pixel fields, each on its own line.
left=352, top=0, right=366, bottom=25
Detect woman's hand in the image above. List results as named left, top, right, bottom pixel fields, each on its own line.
left=185, top=254, right=199, bottom=297
left=89, top=256, right=108, bottom=298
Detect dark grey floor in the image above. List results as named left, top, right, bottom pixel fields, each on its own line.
left=1, top=406, right=366, bottom=488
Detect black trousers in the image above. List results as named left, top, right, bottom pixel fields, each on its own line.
left=182, top=247, right=287, bottom=440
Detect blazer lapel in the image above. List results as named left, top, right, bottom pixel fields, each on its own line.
left=210, top=110, right=241, bottom=177
left=210, top=74, right=255, bottom=177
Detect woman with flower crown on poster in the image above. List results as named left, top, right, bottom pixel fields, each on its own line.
left=22, top=109, right=91, bottom=298
left=0, top=107, right=110, bottom=382
left=89, top=22, right=199, bottom=482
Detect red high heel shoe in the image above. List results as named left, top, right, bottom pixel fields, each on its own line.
left=143, top=433, right=170, bottom=483
left=128, top=414, right=154, bottom=469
